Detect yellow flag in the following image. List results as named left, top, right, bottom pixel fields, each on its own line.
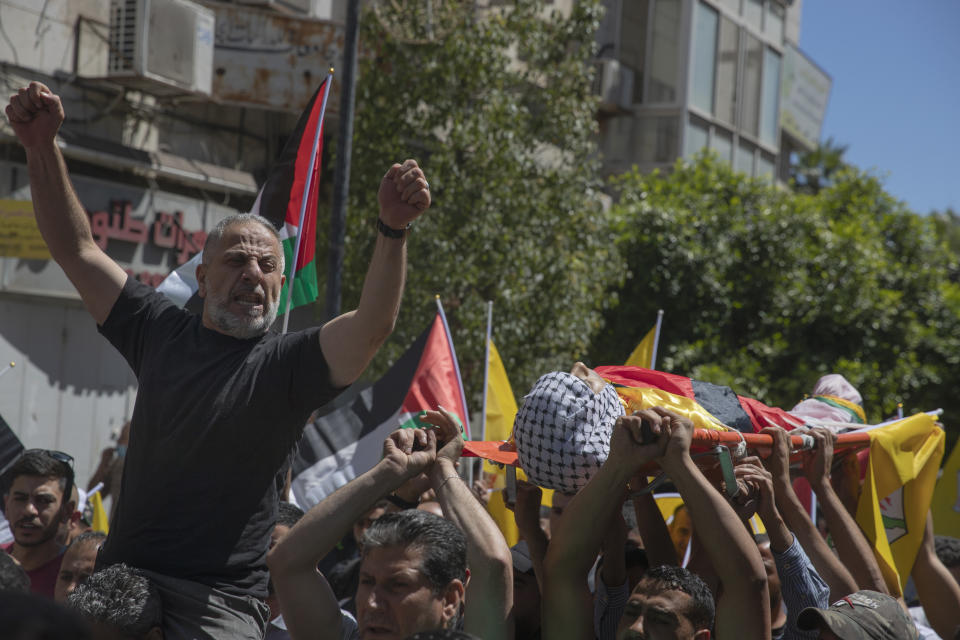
left=90, top=491, right=110, bottom=534
left=483, top=340, right=552, bottom=546
left=854, top=414, right=944, bottom=596
left=625, top=325, right=656, bottom=368
left=930, top=438, right=960, bottom=537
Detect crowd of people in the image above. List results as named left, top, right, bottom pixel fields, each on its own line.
left=3, top=82, right=960, bottom=640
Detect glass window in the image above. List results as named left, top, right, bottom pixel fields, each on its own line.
left=714, top=16, right=739, bottom=125
left=743, top=0, right=763, bottom=32
left=635, top=116, right=679, bottom=163
left=735, top=141, right=755, bottom=175
left=718, top=0, right=740, bottom=15
left=691, top=2, right=718, bottom=114
left=648, top=0, right=681, bottom=103
left=760, top=47, right=781, bottom=146
left=765, top=2, right=785, bottom=42
left=620, top=0, right=650, bottom=103
left=757, top=152, right=775, bottom=179
left=685, top=116, right=709, bottom=158
left=740, top=32, right=762, bottom=138
left=711, top=128, right=733, bottom=163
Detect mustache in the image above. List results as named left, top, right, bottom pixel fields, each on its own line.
left=233, top=284, right=265, bottom=296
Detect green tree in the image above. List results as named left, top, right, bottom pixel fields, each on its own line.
left=790, top=137, right=849, bottom=194
left=330, top=0, right=623, bottom=409
left=593, top=153, right=960, bottom=424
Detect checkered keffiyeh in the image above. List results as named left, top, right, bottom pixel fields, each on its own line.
left=513, top=371, right=625, bottom=494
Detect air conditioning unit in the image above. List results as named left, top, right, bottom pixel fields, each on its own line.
left=108, top=0, right=215, bottom=96
left=594, top=59, right=635, bottom=113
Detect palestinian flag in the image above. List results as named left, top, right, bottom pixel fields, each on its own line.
left=157, top=75, right=333, bottom=313
left=290, top=309, right=470, bottom=509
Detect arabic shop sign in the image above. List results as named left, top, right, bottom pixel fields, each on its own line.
left=211, top=5, right=344, bottom=113
left=0, top=200, right=50, bottom=260
left=0, top=161, right=239, bottom=299
left=88, top=201, right=207, bottom=287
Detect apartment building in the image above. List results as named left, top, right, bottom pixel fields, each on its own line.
left=594, top=0, right=831, bottom=181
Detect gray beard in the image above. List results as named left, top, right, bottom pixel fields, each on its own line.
left=206, top=291, right=279, bottom=339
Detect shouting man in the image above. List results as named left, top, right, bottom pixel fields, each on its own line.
left=5, top=81, right=431, bottom=638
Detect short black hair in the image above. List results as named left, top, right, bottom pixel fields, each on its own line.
left=3, top=449, right=74, bottom=503
left=67, top=563, right=162, bottom=637
left=635, top=564, right=715, bottom=632
left=362, top=510, right=467, bottom=595
left=936, top=536, right=960, bottom=568
left=69, top=530, right=107, bottom=551
left=277, top=501, right=305, bottom=529
left=0, top=551, right=29, bottom=593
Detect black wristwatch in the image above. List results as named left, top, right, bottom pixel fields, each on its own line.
left=377, top=217, right=410, bottom=239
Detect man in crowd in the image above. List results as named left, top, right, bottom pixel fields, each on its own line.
left=6, top=81, right=431, bottom=638
left=268, top=409, right=513, bottom=640
left=2, top=449, right=75, bottom=598
left=796, top=590, right=917, bottom=640
left=68, top=563, right=164, bottom=640
left=54, top=530, right=106, bottom=603
left=542, top=408, right=771, bottom=639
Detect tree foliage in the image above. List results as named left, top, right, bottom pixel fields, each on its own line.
left=593, top=153, right=960, bottom=424
left=334, top=0, right=623, bottom=409
left=790, top=136, right=849, bottom=195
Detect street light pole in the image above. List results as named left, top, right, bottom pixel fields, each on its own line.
left=326, top=0, right=360, bottom=320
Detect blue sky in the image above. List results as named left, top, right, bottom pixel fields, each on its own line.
left=799, top=1, right=959, bottom=215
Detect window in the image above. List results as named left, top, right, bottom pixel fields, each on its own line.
left=691, top=2, right=718, bottom=114
left=765, top=2, right=785, bottom=42
left=757, top=152, right=775, bottom=179
left=740, top=32, right=763, bottom=138
left=636, top=116, right=679, bottom=163
left=718, top=0, right=740, bottom=15
left=760, top=47, right=781, bottom=146
left=711, top=128, right=733, bottom=163
left=619, top=0, right=650, bottom=103
left=685, top=116, right=709, bottom=158
left=735, top=141, right=755, bottom=175
left=743, top=0, right=763, bottom=31
left=648, top=0, right=681, bottom=103
left=714, top=16, right=739, bottom=125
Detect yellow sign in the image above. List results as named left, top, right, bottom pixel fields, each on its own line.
left=0, top=200, right=49, bottom=259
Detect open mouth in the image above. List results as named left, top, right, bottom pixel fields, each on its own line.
left=232, top=291, right=265, bottom=313
left=360, top=623, right=396, bottom=638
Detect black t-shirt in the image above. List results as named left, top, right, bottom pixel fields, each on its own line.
left=98, top=277, right=342, bottom=598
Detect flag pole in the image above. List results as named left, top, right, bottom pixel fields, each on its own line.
left=435, top=295, right=472, bottom=485
left=0, top=361, right=14, bottom=380
left=650, top=309, right=664, bottom=369
left=282, top=72, right=334, bottom=334
left=480, top=301, right=493, bottom=443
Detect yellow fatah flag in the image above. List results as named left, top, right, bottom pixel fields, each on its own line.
left=89, top=490, right=110, bottom=534
left=929, top=438, right=960, bottom=537
left=625, top=325, right=656, bottom=368
left=483, top=340, right=552, bottom=546
left=855, top=413, right=944, bottom=596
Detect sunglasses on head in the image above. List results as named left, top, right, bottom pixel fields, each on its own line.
left=25, top=448, right=74, bottom=468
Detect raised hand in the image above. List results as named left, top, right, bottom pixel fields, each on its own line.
left=801, top=427, right=836, bottom=489
left=651, top=407, right=696, bottom=470
left=759, top=426, right=792, bottom=485
left=5, top=82, right=64, bottom=149
left=607, top=409, right=670, bottom=476
left=382, top=427, right=437, bottom=479
left=378, top=159, right=431, bottom=228
left=418, top=406, right=464, bottom=465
